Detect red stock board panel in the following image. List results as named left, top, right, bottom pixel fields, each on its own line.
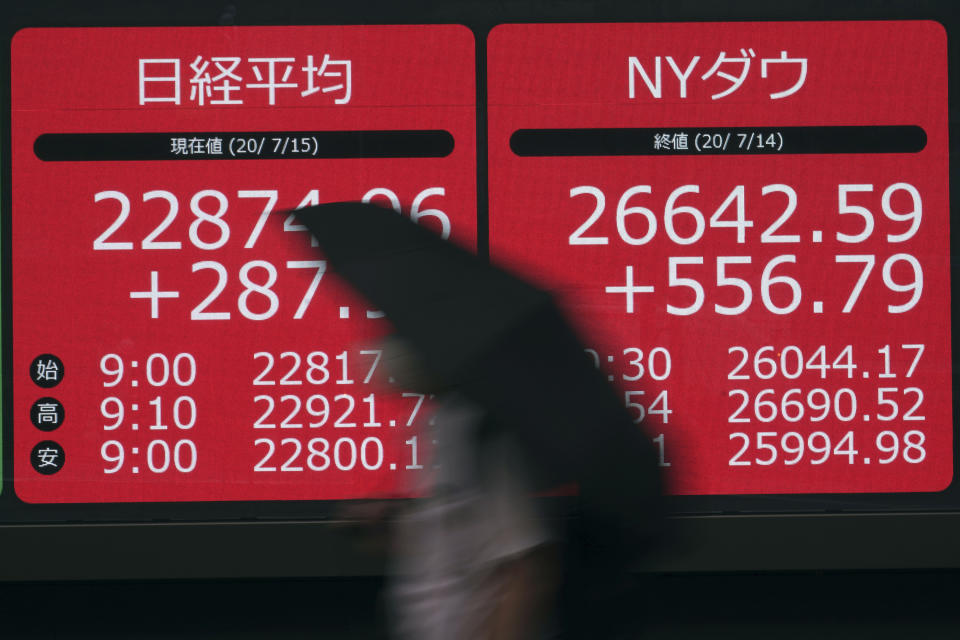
left=487, top=21, right=952, bottom=494
left=11, top=26, right=477, bottom=503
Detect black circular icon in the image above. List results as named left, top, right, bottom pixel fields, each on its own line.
left=31, top=440, right=65, bottom=475
left=30, top=398, right=65, bottom=432
left=30, top=354, right=64, bottom=388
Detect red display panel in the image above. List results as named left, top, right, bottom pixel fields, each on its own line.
left=12, top=26, right=476, bottom=503
left=488, top=21, right=952, bottom=494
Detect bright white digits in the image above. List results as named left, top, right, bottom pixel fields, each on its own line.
left=883, top=254, right=923, bottom=313
left=667, top=257, right=705, bottom=315
left=410, top=187, right=450, bottom=239
left=836, top=183, right=923, bottom=243
left=759, top=184, right=799, bottom=243
left=240, top=190, right=279, bottom=248
left=237, top=261, right=279, bottom=320
left=882, top=183, right=922, bottom=242
left=567, top=183, right=922, bottom=246
left=836, top=184, right=874, bottom=243
left=714, top=256, right=752, bottom=315
left=101, top=440, right=124, bottom=473
left=95, top=187, right=450, bottom=251
left=191, top=261, right=329, bottom=321
left=663, top=185, right=703, bottom=244
left=93, top=191, right=133, bottom=250
left=141, top=190, right=182, bottom=249
left=100, top=354, right=124, bottom=386
left=101, top=397, right=124, bottom=430
left=362, top=187, right=451, bottom=238
left=709, top=185, right=751, bottom=243
left=728, top=430, right=927, bottom=466
left=189, top=190, right=230, bottom=249
left=760, top=255, right=801, bottom=314
left=616, top=185, right=657, bottom=245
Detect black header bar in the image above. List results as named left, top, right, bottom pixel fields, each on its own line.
left=510, top=126, right=926, bottom=157
left=34, top=130, right=455, bottom=161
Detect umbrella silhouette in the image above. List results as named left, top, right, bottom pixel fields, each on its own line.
left=294, top=202, right=663, bottom=540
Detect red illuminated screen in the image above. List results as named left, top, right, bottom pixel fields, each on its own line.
left=12, top=26, right=476, bottom=503
left=488, top=21, right=952, bottom=494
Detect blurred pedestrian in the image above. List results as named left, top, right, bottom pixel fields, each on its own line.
left=296, top=202, right=664, bottom=639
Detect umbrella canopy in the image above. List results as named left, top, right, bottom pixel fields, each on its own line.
left=295, top=201, right=549, bottom=384
left=294, top=202, right=663, bottom=537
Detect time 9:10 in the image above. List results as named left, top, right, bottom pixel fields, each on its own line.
left=101, top=395, right=197, bottom=431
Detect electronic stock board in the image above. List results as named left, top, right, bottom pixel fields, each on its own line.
left=4, top=1, right=960, bottom=577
